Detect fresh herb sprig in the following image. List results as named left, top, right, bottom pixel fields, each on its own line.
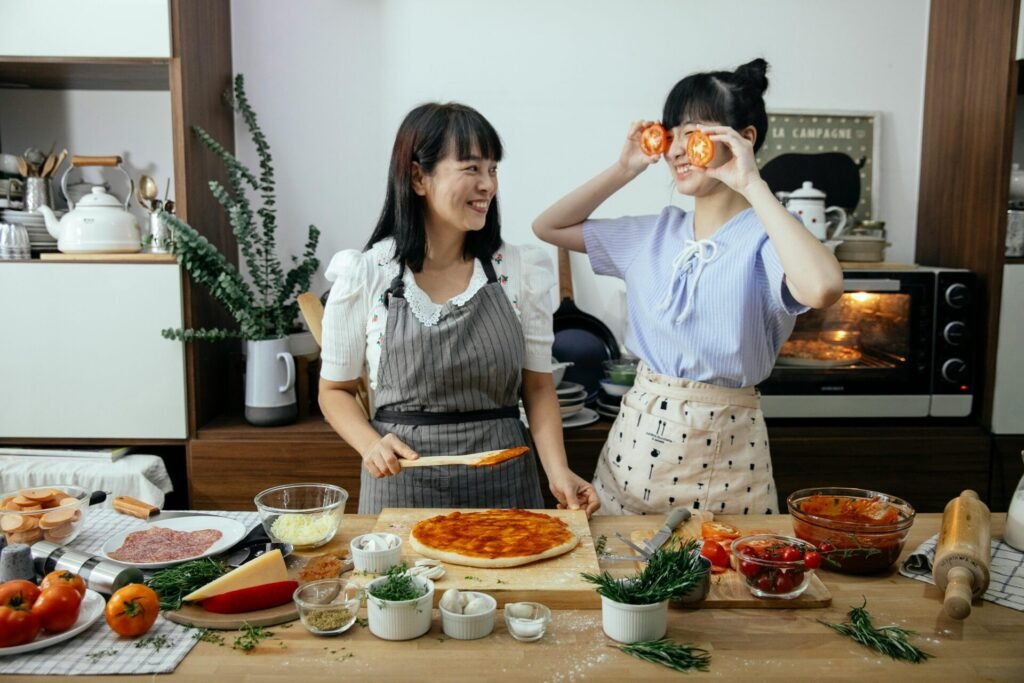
left=146, top=557, right=228, bottom=611
left=367, top=563, right=425, bottom=602
left=616, top=639, right=711, bottom=673
left=233, top=623, right=274, bottom=652
left=594, top=534, right=609, bottom=558
left=581, top=539, right=706, bottom=605
left=821, top=599, right=932, bottom=663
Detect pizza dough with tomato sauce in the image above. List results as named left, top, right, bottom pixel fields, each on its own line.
left=409, top=509, right=579, bottom=568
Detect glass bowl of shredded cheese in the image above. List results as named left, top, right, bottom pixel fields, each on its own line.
left=254, top=483, right=348, bottom=549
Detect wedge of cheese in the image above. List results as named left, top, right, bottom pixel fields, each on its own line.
left=183, top=549, right=288, bottom=602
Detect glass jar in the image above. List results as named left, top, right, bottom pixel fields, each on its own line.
left=1004, top=451, right=1024, bottom=551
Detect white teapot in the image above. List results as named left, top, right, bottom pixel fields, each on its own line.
left=778, top=181, right=848, bottom=241
left=37, top=156, right=140, bottom=254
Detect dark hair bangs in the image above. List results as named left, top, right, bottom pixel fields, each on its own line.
left=445, top=108, right=504, bottom=163
left=662, top=74, right=732, bottom=130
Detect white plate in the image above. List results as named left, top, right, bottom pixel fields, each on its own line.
left=555, top=381, right=586, bottom=396
left=563, top=407, right=599, bottom=429
left=102, top=515, right=247, bottom=569
left=0, top=589, right=104, bottom=656
left=560, top=403, right=584, bottom=417
left=557, top=394, right=586, bottom=406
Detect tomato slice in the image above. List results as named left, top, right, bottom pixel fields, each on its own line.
left=701, top=521, right=741, bottom=541
left=639, top=123, right=671, bottom=156
left=687, top=130, right=714, bottom=168
left=700, top=540, right=730, bottom=569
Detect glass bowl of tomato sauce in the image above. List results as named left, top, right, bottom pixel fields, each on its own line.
left=786, top=487, right=916, bottom=574
left=731, top=534, right=820, bottom=599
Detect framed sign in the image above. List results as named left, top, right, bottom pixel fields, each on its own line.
left=755, top=110, right=880, bottom=224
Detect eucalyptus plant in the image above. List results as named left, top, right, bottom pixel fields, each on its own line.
left=160, top=73, right=319, bottom=342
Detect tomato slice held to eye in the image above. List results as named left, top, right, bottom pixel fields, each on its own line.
left=639, top=123, right=671, bottom=156
left=687, top=130, right=714, bottom=168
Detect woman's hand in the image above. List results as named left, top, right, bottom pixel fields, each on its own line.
left=692, top=125, right=763, bottom=196
left=618, top=120, right=663, bottom=174
left=362, top=433, right=418, bottom=478
left=548, top=470, right=601, bottom=518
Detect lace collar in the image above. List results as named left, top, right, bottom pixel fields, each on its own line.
left=381, top=257, right=491, bottom=327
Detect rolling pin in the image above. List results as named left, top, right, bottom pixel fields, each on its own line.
left=934, top=489, right=991, bottom=619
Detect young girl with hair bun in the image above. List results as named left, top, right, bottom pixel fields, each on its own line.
left=533, top=59, right=843, bottom=516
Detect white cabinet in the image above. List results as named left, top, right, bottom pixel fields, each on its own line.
left=0, top=0, right=171, bottom=58
left=0, top=263, right=187, bottom=439
left=992, top=264, right=1024, bottom=434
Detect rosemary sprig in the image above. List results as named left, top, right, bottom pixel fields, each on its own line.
left=821, top=599, right=932, bottom=663
left=368, top=563, right=424, bottom=602
left=232, top=623, right=274, bottom=652
left=594, top=534, right=609, bottom=557
left=146, top=557, right=228, bottom=611
left=581, top=539, right=706, bottom=605
left=616, top=639, right=711, bottom=673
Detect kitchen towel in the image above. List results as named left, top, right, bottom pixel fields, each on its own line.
left=0, top=453, right=174, bottom=507
left=0, top=509, right=261, bottom=675
left=899, top=534, right=1024, bottom=612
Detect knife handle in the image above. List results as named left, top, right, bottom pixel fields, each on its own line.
left=659, top=507, right=691, bottom=536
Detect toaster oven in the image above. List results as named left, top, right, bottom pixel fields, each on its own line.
left=759, top=267, right=975, bottom=418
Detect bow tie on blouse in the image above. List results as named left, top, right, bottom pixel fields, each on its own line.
left=658, top=239, right=719, bottom=324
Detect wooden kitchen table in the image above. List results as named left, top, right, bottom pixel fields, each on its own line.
left=12, top=514, right=1023, bottom=682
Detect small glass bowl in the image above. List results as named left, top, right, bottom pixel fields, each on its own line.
left=602, top=359, right=638, bottom=386
left=254, top=483, right=347, bottom=549
left=503, top=602, right=551, bottom=642
left=293, top=579, right=361, bottom=636
left=731, top=534, right=818, bottom=600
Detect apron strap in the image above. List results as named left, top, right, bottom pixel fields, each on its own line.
left=374, top=406, right=519, bottom=425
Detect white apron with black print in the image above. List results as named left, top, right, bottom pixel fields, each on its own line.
left=593, top=362, right=778, bottom=516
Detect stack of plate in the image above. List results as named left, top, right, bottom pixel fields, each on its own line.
left=595, top=392, right=622, bottom=420
left=517, top=380, right=599, bottom=429
left=0, top=208, right=61, bottom=253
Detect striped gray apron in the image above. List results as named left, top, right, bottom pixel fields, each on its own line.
left=358, top=257, right=545, bottom=514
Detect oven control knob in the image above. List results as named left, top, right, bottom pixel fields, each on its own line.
left=944, top=283, right=970, bottom=308
left=943, top=321, right=968, bottom=345
left=941, top=358, right=967, bottom=383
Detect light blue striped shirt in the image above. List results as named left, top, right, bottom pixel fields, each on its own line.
left=583, top=206, right=808, bottom=388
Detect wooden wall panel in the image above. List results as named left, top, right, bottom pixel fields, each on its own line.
left=916, top=0, right=1020, bottom=425
left=170, top=0, right=240, bottom=435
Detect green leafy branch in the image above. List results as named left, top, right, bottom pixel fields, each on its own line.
left=162, top=73, right=319, bottom=342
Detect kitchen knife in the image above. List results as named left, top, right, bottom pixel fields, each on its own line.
left=642, top=508, right=691, bottom=555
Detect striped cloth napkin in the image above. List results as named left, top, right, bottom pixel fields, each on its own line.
left=899, top=534, right=1024, bottom=612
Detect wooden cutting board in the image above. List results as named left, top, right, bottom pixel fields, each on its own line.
left=161, top=553, right=349, bottom=629
left=630, top=512, right=831, bottom=609
left=369, top=508, right=602, bottom=609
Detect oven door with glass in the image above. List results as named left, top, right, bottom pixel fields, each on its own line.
left=759, top=271, right=934, bottom=418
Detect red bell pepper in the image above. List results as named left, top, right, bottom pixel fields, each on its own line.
left=201, top=581, right=298, bottom=614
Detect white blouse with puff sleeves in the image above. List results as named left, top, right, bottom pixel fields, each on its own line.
left=320, top=238, right=556, bottom=391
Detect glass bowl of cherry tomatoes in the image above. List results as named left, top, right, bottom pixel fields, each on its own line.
left=786, top=487, right=915, bottom=574
left=731, top=534, right=821, bottom=599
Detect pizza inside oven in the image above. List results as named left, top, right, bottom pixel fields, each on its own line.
left=409, top=509, right=579, bottom=568
left=779, top=338, right=862, bottom=362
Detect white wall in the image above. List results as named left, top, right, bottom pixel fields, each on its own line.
left=230, top=0, right=930, bottom=343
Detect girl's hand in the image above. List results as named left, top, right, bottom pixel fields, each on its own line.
left=362, top=433, right=418, bottom=478
left=692, top=125, right=763, bottom=196
left=549, top=470, right=601, bottom=518
left=618, top=120, right=663, bottom=175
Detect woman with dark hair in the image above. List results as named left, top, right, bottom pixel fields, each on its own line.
left=319, top=102, right=599, bottom=515
left=533, top=59, right=843, bottom=517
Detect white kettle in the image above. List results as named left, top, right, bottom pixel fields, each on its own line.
left=778, top=181, right=848, bottom=241
left=37, top=156, right=140, bottom=253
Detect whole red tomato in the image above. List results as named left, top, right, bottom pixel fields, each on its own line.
left=0, top=605, right=41, bottom=647
left=105, top=584, right=159, bottom=638
left=32, top=585, right=82, bottom=634
left=803, top=550, right=823, bottom=570
left=40, top=570, right=86, bottom=598
left=779, top=545, right=802, bottom=563
left=0, top=580, right=41, bottom=610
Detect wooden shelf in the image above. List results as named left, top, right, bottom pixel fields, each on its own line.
left=0, top=57, right=170, bottom=90
left=1006, top=257, right=1024, bottom=265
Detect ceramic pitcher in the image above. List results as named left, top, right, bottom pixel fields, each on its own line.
left=245, top=338, right=297, bottom=426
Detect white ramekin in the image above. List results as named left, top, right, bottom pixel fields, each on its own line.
left=350, top=533, right=403, bottom=573
left=600, top=595, right=668, bottom=643
left=439, top=591, right=496, bottom=640
left=365, top=575, right=435, bottom=641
